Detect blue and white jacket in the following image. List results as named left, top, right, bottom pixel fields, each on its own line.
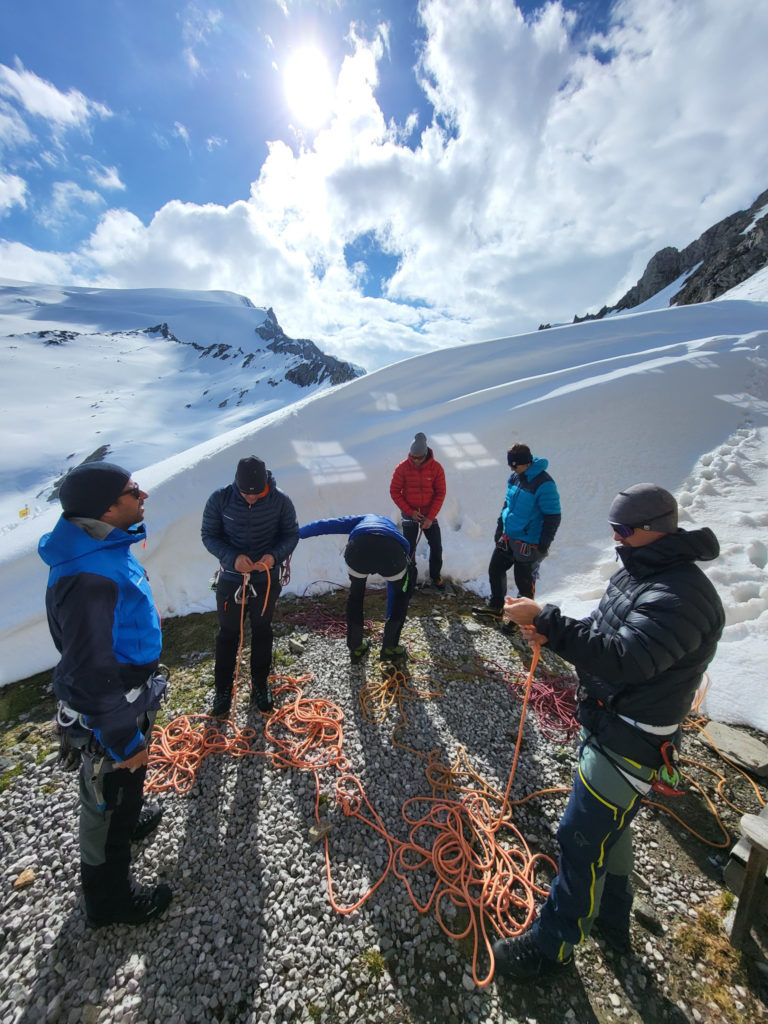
left=39, top=517, right=164, bottom=761
left=499, top=457, right=562, bottom=551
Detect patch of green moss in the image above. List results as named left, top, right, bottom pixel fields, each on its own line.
left=359, top=947, right=386, bottom=978
left=0, top=670, right=55, bottom=727
left=0, top=763, right=23, bottom=794
left=676, top=898, right=752, bottom=1021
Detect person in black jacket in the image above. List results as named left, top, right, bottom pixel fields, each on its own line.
left=493, top=483, right=724, bottom=983
left=39, top=462, right=171, bottom=928
left=202, top=456, right=299, bottom=715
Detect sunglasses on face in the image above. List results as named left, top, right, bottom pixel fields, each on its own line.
left=610, top=522, right=635, bottom=539
left=120, top=484, right=142, bottom=500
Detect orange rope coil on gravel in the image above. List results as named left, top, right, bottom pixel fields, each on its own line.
left=147, top=622, right=555, bottom=987
left=146, top=595, right=766, bottom=989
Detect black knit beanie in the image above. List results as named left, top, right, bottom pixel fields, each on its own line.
left=59, top=462, right=131, bottom=519
left=236, top=457, right=267, bottom=494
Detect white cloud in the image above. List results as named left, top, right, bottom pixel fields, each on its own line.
left=173, top=121, right=191, bottom=151
left=0, top=171, right=26, bottom=214
left=0, top=101, right=33, bottom=150
left=3, top=0, right=767, bottom=370
left=0, top=60, right=111, bottom=130
left=39, top=181, right=104, bottom=229
left=0, top=239, right=78, bottom=282
left=179, top=4, right=223, bottom=74
left=85, top=160, right=126, bottom=191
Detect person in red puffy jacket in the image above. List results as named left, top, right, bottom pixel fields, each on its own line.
left=389, top=432, right=447, bottom=588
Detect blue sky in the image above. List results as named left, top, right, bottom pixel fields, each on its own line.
left=1, top=0, right=766, bottom=369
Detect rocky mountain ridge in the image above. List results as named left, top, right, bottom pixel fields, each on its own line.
left=556, top=186, right=768, bottom=327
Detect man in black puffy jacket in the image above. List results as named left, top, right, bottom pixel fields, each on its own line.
left=202, top=456, right=299, bottom=715
left=494, top=483, right=724, bottom=983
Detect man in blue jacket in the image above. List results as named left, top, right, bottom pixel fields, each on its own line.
left=495, top=483, right=724, bottom=983
left=202, top=456, right=299, bottom=715
left=474, top=443, right=561, bottom=619
left=39, top=462, right=171, bottom=928
left=299, top=514, right=414, bottom=663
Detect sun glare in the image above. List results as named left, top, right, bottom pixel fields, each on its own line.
left=284, top=47, right=334, bottom=129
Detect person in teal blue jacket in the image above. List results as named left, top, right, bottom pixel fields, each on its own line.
left=299, top=514, right=414, bottom=663
left=39, top=462, right=171, bottom=929
left=474, top=443, right=561, bottom=616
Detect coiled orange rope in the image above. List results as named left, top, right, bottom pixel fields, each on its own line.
left=147, top=624, right=555, bottom=986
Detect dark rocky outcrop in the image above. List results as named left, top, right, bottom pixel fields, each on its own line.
left=139, top=311, right=362, bottom=387
left=38, top=330, right=78, bottom=345
left=260, top=308, right=362, bottom=387
left=562, top=187, right=768, bottom=327
left=49, top=445, right=112, bottom=502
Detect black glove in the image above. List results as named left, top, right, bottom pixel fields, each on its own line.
left=538, top=546, right=549, bottom=558
left=494, top=516, right=504, bottom=543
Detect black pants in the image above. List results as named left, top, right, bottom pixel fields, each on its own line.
left=346, top=569, right=415, bottom=651
left=343, top=532, right=414, bottom=651
left=402, top=517, right=443, bottom=582
left=488, top=544, right=540, bottom=605
left=215, top=572, right=281, bottom=695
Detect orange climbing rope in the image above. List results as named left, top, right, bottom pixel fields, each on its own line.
left=147, top=568, right=270, bottom=794
left=322, top=643, right=560, bottom=988
left=147, top=617, right=556, bottom=987
left=146, top=594, right=765, bottom=991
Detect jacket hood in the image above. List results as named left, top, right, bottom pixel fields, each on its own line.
left=38, top=516, right=147, bottom=570
left=519, top=456, right=548, bottom=479
left=618, top=526, right=720, bottom=576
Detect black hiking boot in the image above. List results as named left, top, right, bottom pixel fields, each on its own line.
left=132, top=802, right=163, bottom=842
left=251, top=682, right=274, bottom=714
left=212, top=691, right=232, bottom=718
left=472, top=605, right=503, bottom=621
left=493, top=931, right=573, bottom=983
left=86, top=884, right=173, bottom=928
left=591, top=917, right=632, bottom=953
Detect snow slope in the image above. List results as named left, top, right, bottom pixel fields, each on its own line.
left=0, top=280, right=359, bottom=527
left=1, top=295, right=767, bottom=731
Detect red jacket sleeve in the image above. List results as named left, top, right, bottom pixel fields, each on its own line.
left=389, top=461, right=412, bottom=516
left=425, top=461, right=446, bottom=520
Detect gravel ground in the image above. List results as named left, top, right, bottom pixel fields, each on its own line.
left=1, top=585, right=767, bottom=1024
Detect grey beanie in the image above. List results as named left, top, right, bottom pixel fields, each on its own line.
left=409, top=432, right=428, bottom=457
left=608, top=483, right=678, bottom=533
left=59, top=462, right=131, bottom=519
